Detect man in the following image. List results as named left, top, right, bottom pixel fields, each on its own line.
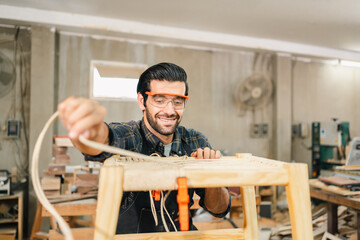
left=58, top=62, right=230, bottom=234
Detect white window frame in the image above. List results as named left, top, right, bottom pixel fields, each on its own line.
left=89, top=60, right=148, bottom=101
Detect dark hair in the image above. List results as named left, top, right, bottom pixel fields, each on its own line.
left=137, top=62, right=188, bottom=104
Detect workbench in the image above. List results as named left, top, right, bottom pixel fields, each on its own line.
left=310, top=188, right=360, bottom=239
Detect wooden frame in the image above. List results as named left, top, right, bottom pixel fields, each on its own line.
left=92, top=154, right=313, bottom=240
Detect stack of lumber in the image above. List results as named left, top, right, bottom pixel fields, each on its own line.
left=270, top=204, right=357, bottom=240
left=41, top=140, right=99, bottom=201
left=41, top=144, right=69, bottom=196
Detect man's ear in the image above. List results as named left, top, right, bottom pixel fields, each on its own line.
left=137, top=92, right=146, bottom=111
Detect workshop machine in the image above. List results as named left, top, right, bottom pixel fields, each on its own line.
left=312, top=120, right=350, bottom=178
left=346, top=137, right=360, bottom=166
left=0, top=170, right=11, bottom=195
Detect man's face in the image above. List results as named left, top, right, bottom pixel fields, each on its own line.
left=140, top=80, right=186, bottom=136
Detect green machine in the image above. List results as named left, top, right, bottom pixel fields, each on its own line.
left=312, top=121, right=350, bottom=178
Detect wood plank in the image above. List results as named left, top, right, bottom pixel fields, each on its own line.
left=240, top=186, right=258, bottom=239
left=113, top=228, right=245, bottom=240
left=335, top=165, right=360, bottom=171
left=94, top=166, right=124, bottom=240
left=44, top=190, right=60, bottom=197
left=0, top=235, right=15, bottom=240
left=310, top=179, right=360, bottom=196
left=54, top=136, right=73, bottom=147
left=41, top=177, right=60, bottom=191
left=52, top=144, right=68, bottom=155
left=0, top=227, right=17, bottom=234
left=310, top=188, right=360, bottom=210
left=74, top=174, right=98, bottom=187
left=319, top=176, right=360, bottom=186
left=47, top=194, right=97, bottom=204
left=54, top=154, right=70, bottom=164
left=42, top=202, right=96, bottom=217
left=285, top=163, right=313, bottom=240
left=48, top=164, right=66, bottom=175
left=49, top=228, right=93, bottom=240
left=120, top=168, right=289, bottom=191
left=17, top=191, right=23, bottom=240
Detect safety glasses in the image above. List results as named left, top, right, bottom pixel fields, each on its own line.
left=145, top=92, right=189, bottom=110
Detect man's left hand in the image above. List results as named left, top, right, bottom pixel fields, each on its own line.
left=190, top=147, right=221, bottom=159
left=190, top=147, right=230, bottom=215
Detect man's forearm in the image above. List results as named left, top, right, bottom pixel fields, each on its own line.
left=71, top=122, right=109, bottom=156
left=204, top=187, right=230, bottom=214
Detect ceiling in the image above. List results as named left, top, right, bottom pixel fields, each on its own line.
left=1, top=0, right=360, bottom=53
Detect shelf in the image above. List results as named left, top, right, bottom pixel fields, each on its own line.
left=0, top=192, right=23, bottom=240
left=0, top=219, right=18, bottom=224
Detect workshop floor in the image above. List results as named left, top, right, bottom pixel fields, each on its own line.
left=192, top=207, right=291, bottom=240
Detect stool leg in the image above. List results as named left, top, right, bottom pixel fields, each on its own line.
left=285, top=163, right=313, bottom=240
left=240, top=186, right=258, bottom=240
left=30, top=202, right=45, bottom=240
left=94, top=166, right=124, bottom=240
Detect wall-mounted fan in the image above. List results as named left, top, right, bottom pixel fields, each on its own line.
left=235, top=72, right=273, bottom=115
left=0, top=51, right=15, bottom=98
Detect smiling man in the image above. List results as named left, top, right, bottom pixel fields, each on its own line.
left=58, top=62, right=230, bottom=234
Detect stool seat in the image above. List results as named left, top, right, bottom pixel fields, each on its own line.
left=93, top=154, right=313, bottom=240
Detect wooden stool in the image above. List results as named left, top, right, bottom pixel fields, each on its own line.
left=88, top=154, right=313, bottom=240
left=31, top=199, right=97, bottom=240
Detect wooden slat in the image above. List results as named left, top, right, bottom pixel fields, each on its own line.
left=285, top=163, right=313, bottom=240
left=48, top=164, right=66, bottom=175
left=310, top=188, right=360, bottom=210
left=113, top=228, right=245, bottom=240
left=49, top=228, right=93, bottom=240
left=185, top=168, right=289, bottom=188
left=42, top=202, right=96, bottom=217
left=309, top=179, right=360, bottom=196
left=121, top=168, right=289, bottom=191
left=319, top=176, right=360, bottom=186
left=240, top=186, right=258, bottom=240
left=74, top=174, right=98, bottom=188
left=41, top=177, right=61, bottom=191
left=94, top=166, right=124, bottom=240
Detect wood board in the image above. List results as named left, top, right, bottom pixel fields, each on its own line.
left=309, top=179, right=360, bottom=196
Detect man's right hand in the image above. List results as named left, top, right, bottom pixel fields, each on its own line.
left=58, top=97, right=109, bottom=155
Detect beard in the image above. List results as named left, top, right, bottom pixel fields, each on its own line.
left=145, top=109, right=181, bottom=136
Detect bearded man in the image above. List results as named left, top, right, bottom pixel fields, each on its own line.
left=58, top=62, right=230, bottom=234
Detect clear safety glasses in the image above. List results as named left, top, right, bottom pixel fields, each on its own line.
left=145, top=92, right=189, bottom=110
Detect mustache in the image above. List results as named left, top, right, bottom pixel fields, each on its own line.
left=155, top=113, right=179, bottom=120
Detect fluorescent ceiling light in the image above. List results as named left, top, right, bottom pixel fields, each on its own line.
left=340, top=60, right=360, bottom=68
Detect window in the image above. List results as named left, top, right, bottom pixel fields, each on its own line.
left=90, top=61, right=147, bottom=101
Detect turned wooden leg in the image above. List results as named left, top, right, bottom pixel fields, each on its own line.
left=94, top=166, right=124, bottom=240
left=240, top=186, right=258, bottom=240
left=285, top=163, right=313, bottom=240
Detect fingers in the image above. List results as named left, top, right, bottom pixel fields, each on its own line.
left=215, top=150, right=221, bottom=159
left=58, top=97, right=106, bottom=139
left=203, top=147, right=210, bottom=159
left=191, top=148, right=221, bottom=159
left=196, top=148, right=203, bottom=159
